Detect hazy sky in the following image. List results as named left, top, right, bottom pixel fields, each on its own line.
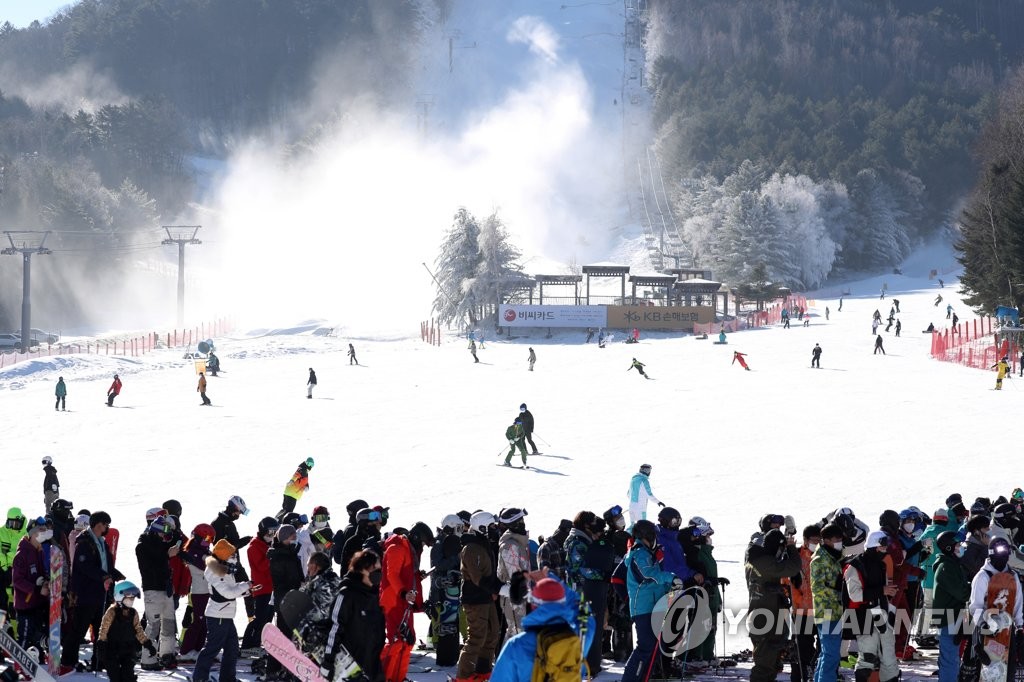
left=1, top=0, right=71, bottom=27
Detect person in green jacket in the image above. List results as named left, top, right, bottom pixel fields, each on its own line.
left=932, top=532, right=970, bottom=682
left=55, top=376, right=67, bottom=411
left=0, top=507, right=27, bottom=614
left=916, top=508, right=951, bottom=643
left=503, top=419, right=528, bottom=467
left=810, top=524, right=845, bottom=682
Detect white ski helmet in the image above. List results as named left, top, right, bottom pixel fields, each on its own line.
left=441, top=514, right=464, bottom=536
left=469, top=511, right=496, bottom=535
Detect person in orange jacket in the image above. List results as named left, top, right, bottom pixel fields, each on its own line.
left=380, top=522, right=435, bottom=682
left=279, top=458, right=314, bottom=518
left=197, top=372, right=211, bottom=406
left=787, top=525, right=821, bottom=682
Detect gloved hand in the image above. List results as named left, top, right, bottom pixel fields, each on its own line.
left=499, top=584, right=511, bottom=598
left=144, top=640, right=157, bottom=657
left=35, top=576, right=45, bottom=586
left=509, top=440, right=515, bottom=446
left=658, top=502, right=666, bottom=508
left=509, top=571, right=528, bottom=605
left=717, top=577, right=730, bottom=587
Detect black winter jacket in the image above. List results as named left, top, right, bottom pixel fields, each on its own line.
left=518, top=410, right=535, bottom=434
left=268, top=541, right=304, bottom=620
left=135, top=532, right=174, bottom=593
left=326, top=573, right=384, bottom=682
left=212, top=511, right=251, bottom=550
left=72, top=530, right=123, bottom=607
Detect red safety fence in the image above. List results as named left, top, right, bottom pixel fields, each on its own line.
left=0, top=318, right=233, bottom=369
left=696, top=296, right=809, bottom=335
left=928, top=317, right=1011, bottom=371
left=420, top=319, right=442, bottom=346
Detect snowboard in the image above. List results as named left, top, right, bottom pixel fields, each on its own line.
left=0, top=610, right=57, bottom=682
left=261, top=622, right=369, bottom=682
left=105, top=528, right=120, bottom=563
left=979, top=611, right=1014, bottom=682
left=279, top=589, right=314, bottom=633
left=435, top=570, right=462, bottom=667
left=48, top=546, right=63, bottom=676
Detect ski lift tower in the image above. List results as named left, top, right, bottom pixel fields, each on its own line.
left=162, top=225, right=202, bottom=328
left=1, top=231, right=52, bottom=353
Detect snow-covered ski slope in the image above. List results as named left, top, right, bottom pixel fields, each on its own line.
left=0, top=260, right=997, bottom=679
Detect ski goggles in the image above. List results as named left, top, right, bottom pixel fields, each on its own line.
left=606, top=505, right=623, bottom=519
left=5, top=518, right=24, bottom=531
left=765, top=514, right=785, bottom=527
left=312, top=513, right=330, bottom=525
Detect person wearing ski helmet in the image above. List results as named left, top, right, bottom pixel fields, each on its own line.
left=240, top=517, right=278, bottom=652
left=537, top=519, right=573, bottom=581
left=310, top=505, right=333, bottom=550
left=655, top=506, right=699, bottom=587
left=332, top=499, right=370, bottom=567
left=179, top=523, right=217, bottom=659
left=516, top=404, right=539, bottom=455
left=456, top=511, right=502, bottom=682
left=194, top=540, right=252, bottom=682
left=340, top=508, right=383, bottom=574
left=135, top=514, right=181, bottom=670
left=968, top=537, right=1023, bottom=669
left=11, top=517, right=52, bottom=649
left=48, top=497, right=75, bottom=555
left=211, top=496, right=254, bottom=622
left=380, top=521, right=434, bottom=682
left=55, top=376, right=67, bottom=411
left=0, top=507, right=27, bottom=613
left=41, top=456, right=59, bottom=511
left=280, top=458, right=314, bottom=518
left=496, top=508, right=530, bottom=641
left=603, top=507, right=634, bottom=662
left=627, top=464, right=663, bottom=528
left=322, top=549, right=384, bottom=682
left=106, top=373, right=122, bottom=406
left=621, top=519, right=677, bottom=682
left=97, top=581, right=157, bottom=682
left=895, top=509, right=927, bottom=660
left=430, top=515, right=465, bottom=666
left=989, top=503, right=1024, bottom=572
left=932, top=532, right=970, bottom=682
left=844, top=531, right=899, bottom=682
left=503, top=418, right=529, bottom=468
left=961, top=515, right=991, bottom=580
left=62, top=511, right=122, bottom=673
left=748, top=528, right=800, bottom=682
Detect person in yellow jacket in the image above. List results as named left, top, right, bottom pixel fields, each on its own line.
left=993, top=356, right=1010, bottom=390
left=279, top=458, right=314, bottom=518
left=197, top=372, right=211, bottom=406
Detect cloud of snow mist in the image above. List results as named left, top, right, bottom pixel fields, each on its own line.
left=0, top=62, right=130, bottom=113
left=202, top=12, right=625, bottom=335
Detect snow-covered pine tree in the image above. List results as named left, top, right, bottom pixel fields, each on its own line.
left=470, top=211, right=523, bottom=324
left=432, top=208, right=482, bottom=326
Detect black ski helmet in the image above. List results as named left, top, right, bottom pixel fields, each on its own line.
left=763, top=528, right=786, bottom=555
left=936, top=531, right=958, bottom=556
left=657, top=507, right=682, bottom=529
left=162, top=499, right=183, bottom=518
left=346, top=499, right=369, bottom=517
left=632, top=519, right=657, bottom=545
left=759, top=513, right=783, bottom=533
left=258, top=516, right=280, bottom=536
left=994, top=503, right=1018, bottom=527
left=879, top=510, right=900, bottom=534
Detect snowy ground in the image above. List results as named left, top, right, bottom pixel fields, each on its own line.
left=0, top=263, right=1001, bottom=681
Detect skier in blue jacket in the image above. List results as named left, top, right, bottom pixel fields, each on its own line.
left=491, top=573, right=595, bottom=682
left=656, top=507, right=697, bottom=585
left=627, top=464, right=663, bottom=528
left=622, top=520, right=679, bottom=682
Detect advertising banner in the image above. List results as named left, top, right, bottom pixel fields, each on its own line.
left=499, top=305, right=607, bottom=328
left=606, top=305, right=714, bottom=330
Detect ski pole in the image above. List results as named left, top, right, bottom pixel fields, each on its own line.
left=534, top=433, right=551, bottom=447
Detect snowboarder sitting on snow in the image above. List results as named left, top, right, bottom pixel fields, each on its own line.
left=718, top=330, right=727, bottom=344
left=732, top=351, right=751, bottom=370
left=993, top=357, right=1010, bottom=390
left=97, top=581, right=158, bottom=682
left=628, top=358, right=650, bottom=379
left=504, top=419, right=528, bottom=467
left=923, top=323, right=935, bottom=333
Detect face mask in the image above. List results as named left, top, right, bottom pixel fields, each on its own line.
left=368, top=569, right=382, bottom=587
left=807, top=542, right=819, bottom=552
left=831, top=540, right=843, bottom=551
left=122, top=597, right=135, bottom=608
left=613, top=517, right=626, bottom=531
left=903, top=522, right=916, bottom=533
left=991, top=554, right=1010, bottom=571
left=36, top=529, right=53, bottom=542
left=955, top=545, right=965, bottom=558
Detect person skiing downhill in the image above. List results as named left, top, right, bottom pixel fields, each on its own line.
left=42, top=456, right=59, bottom=510
left=107, top=374, right=122, bottom=406
left=811, top=344, right=822, bottom=368
left=504, top=419, right=528, bottom=467
left=993, top=356, right=1010, bottom=390
left=55, top=376, right=67, bottom=411
left=627, top=464, right=663, bottom=527
left=347, top=344, right=358, bottom=365
left=733, top=351, right=751, bottom=370
left=627, top=358, right=650, bottom=379
left=307, top=368, right=317, bottom=398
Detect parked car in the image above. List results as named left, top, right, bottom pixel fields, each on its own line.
left=1, top=333, right=40, bottom=348
left=28, top=328, right=59, bottom=344
left=0, top=334, right=20, bottom=349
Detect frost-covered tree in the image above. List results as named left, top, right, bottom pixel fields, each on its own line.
left=760, top=174, right=838, bottom=288
left=847, top=169, right=911, bottom=269
left=469, top=211, right=523, bottom=323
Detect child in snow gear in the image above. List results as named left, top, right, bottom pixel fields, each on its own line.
left=993, top=357, right=1010, bottom=390
left=97, top=581, right=157, bottom=682
left=874, top=336, right=886, bottom=355
left=811, top=344, right=822, bottom=368
left=193, top=541, right=252, bottom=682
left=527, top=348, right=536, bottom=372
left=55, top=377, right=66, bottom=411
left=348, top=344, right=358, bottom=365
left=280, top=458, right=313, bottom=517
left=197, top=372, right=211, bottom=405
left=42, top=457, right=59, bottom=511
left=107, top=374, right=122, bottom=406
left=307, top=368, right=317, bottom=398
left=733, top=351, right=751, bottom=370
left=627, top=358, right=650, bottom=379
left=518, top=404, right=539, bottom=455
left=627, top=464, right=663, bottom=527
left=504, top=419, right=528, bottom=467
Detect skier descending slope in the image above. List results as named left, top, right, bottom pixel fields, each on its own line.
left=627, top=358, right=651, bottom=379
left=733, top=351, right=751, bottom=370
left=627, top=464, right=664, bottom=527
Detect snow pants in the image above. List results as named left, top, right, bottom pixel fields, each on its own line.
left=307, top=383, right=314, bottom=398
left=499, top=595, right=525, bottom=644
left=141, top=590, right=177, bottom=664
left=628, top=503, right=647, bottom=527
left=382, top=603, right=414, bottom=682
left=180, top=593, right=210, bottom=655
left=193, top=616, right=238, bottom=682
left=457, top=603, right=499, bottom=680
left=504, top=442, right=527, bottom=466
left=854, top=626, right=898, bottom=682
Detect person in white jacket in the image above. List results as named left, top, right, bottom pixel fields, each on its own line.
left=969, top=538, right=1023, bottom=632
left=627, top=464, right=663, bottom=527
left=495, top=508, right=530, bottom=642
left=193, top=539, right=252, bottom=682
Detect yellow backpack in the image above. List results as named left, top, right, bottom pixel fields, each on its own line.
left=531, top=625, right=586, bottom=682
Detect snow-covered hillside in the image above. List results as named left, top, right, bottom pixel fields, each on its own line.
left=1, top=263, right=1006, bottom=680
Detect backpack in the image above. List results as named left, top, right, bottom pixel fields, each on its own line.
left=531, top=625, right=584, bottom=682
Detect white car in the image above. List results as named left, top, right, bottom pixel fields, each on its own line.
left=0, top=334, right=20, bottom=349
left=28, top=328, right=59, bottom=344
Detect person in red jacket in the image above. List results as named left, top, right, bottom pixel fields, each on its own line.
left=106, top=374, right=122, bottom=406
left=380, top=523, right=435, bottom=682
left=241, top=517, right=278, bottom=652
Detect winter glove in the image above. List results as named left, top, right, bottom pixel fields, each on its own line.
left=509, top=440, right=516, bottom=446
left=35, top=576, right=45, bottom=586
left=509, top=571, right=528, bottom=605
left=144, top=640, right=157, bottom=657
left=498, top=584, right=511, bottom=598
left=717, top=577, right=730, bottom=587
left=784, top=515, right=797, bottom=537
left=657, top=502, right=666, bottom=508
